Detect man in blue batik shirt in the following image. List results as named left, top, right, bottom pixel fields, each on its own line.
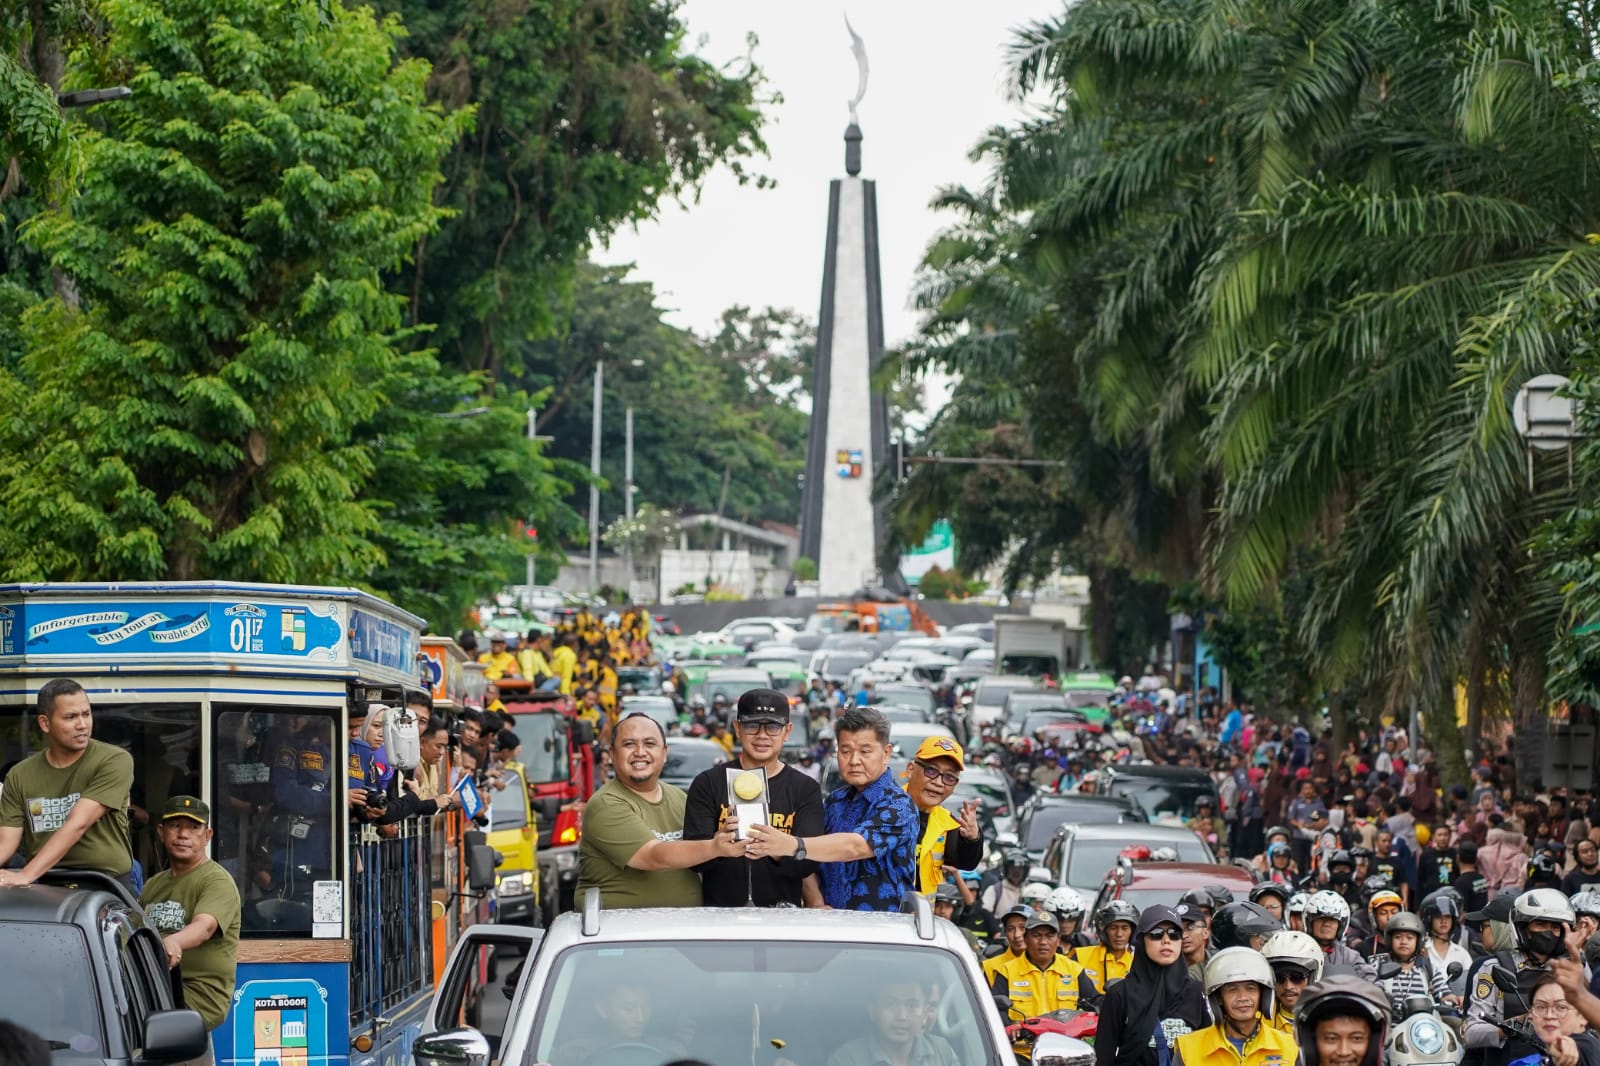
left=746, top=706, right=918, bottom=910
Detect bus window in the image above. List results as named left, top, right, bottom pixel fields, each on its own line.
left=82, top=704, right=203, bottom=883
left=213, top=707, right=338, bottom=936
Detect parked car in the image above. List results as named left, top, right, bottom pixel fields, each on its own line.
left=809, top=649, right=874, bottom=685
left=873, top=683, right=937, bottom=716
left=418, top=896, right=1020, bottom=1066
left=0, top=870, right=212, bottom=1066
left=1040, top=822, right=1215, bottom=897
left=887, top=721, right=958, bottom=759
left=1016, top=794, right=1148, bottom=860
left=660, top=738, right=728, bottom=788
left=619, top=694, right=678, bottom=734
left=969, top=674, right=1038, bottom=727
left=1085, top=763, right=1221, bottom=826
left=945, top=765, right=1018, bottom=839
left=1091, top=860, right=1258, bottom=916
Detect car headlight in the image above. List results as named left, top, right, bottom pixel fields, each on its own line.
left=1409, top=1018, right=1446, bottom=1058
left=497, top=872, right=532, bottom=897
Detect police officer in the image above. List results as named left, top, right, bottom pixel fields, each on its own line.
left=1463, top=889, right=1577, bottom=1054
left=266, top=714, right=333, bottom=903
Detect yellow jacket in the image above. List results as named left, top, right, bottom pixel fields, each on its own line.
left=1075, top=944, right=1134, bottom=989
left=549, top=646, right=577, bottom=694
left=478, top=650, right=520, bottom=680
left=517, top=647, right=553, bottom=682
left=910, top=801, right=962, bottom=895
left=983, top=950, right=1023, bottom=987
left=1174, top=1019, right=1298, bottom=1066
left=993, top=953, right=1095, bottom=1021
left=1267, top=1009, right=1294, bottom=1035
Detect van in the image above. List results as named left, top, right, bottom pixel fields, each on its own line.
left=486, top=765, right=539, bottom=925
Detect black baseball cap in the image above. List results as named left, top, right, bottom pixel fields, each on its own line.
left=1466, top=892, right=1516, bottom=924
left=735, top=688, right=790, bottom=725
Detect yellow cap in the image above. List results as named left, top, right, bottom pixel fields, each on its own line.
left=912, top=735, right=964, bottom=770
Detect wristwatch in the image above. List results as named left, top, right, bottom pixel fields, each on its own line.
left=793, top=837, right=807, bottom=862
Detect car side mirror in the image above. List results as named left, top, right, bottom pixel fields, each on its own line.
left=141, top=1009, right=209, bottom=1063
left=467, top=844, right=497, bottom=893
left=414, top=1028, right=490, bottom=1066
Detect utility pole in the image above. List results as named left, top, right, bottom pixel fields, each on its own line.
left=526, top=408, right=537, bottom=597
left=588, top=361, right=603, bottom=594
left=624, top=406, right=635, bottom=602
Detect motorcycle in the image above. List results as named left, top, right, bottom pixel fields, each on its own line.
left=1377, top=960, right=1464, bottom=1066
left=1007, top=1009, right=1097, bottom=1066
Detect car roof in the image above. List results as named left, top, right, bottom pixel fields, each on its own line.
left=1064, top=823, right=1200, bottom=841
left=1125, top=862, right=1256, bottom=888
left=1104, top=763, right=1215, bottom=781
left=0, top=883, right=123, bottom=926
left=545, top=904, right=975, bottom=953
left=1031, top=793, right=1138, bottom=808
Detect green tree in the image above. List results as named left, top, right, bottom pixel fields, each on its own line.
left=374, top=0, right=771, bottom=377
left=0, top=0, right=488, bottom=593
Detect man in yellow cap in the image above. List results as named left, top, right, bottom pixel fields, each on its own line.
left=903, top=735, right=983, bottom=895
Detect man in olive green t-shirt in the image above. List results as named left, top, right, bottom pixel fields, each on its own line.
left=0, top=679, right=135, bottom=888
left=140, top=796, right=242, bottom=1030
left=576, top=714, right=744, bottom=908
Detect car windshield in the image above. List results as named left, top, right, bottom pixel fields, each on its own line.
left=530, top=941, right=993, bottom=1066
left=1005, top=693, right=1066, bottom=718
left=875, top=687, right=934, bottom=713
left=662, top=744, right=724, bottom=783
left=511, top=710, right=568, bottom=784
left=1066, top=837, right=1209, bottom=886
left=1063, top=690, right=1111, bottom=710
left=0, top=923, right=105, bottom=1056
left=1109, top=778, right=1217, bottom=821
left=1115, top=887, right=1218, bottom=913
left=824, top=653, right=872, bottom=675
left=974, top=680, right=1031, bottom=707
left=489, top=770, right=529, bottom=831
left=1022, top=803, right=1136, bottom=851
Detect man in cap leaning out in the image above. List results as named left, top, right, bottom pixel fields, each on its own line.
left=902, top=735, right=983, bottom=896
left=139, top=797, right=242, bottom=1030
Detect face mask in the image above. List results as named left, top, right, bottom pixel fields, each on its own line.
left=1522, top=928, right=1566, bottom=959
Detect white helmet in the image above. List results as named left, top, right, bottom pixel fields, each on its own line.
left=1287, top=891, right=1312, bottom=917
left=1512, top=888, right=1576, bottom=954
left=1203, top=946, right=1277, bottom=1019
left=1046, top=886, right=1087, bottom=920
left=1570, top=889, right=1600, bottom=920
left=1021, top=881, right=1052, bottom=907
left=1305, top=890, right=1351, bottom=941
left=1262, top=930, right=1325, bottom=983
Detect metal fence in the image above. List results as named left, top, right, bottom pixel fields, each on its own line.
left=350, top=817, right=435, bottom=1027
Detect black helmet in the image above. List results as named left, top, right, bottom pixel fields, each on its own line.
left=1211, top=900, right=1283, bottom=950
left=1349, top=846, right=1374, bottom=864
left=1250, top=882, right=1292, bottom=907
left=1266, top=825, right=1292, bottom=843
left=1180, top=887, right=1215, bottom=915
left=1419, top=890, right=1462, bottom=928
left=1361, top=874, right=1396, bottom=904
left=1294, top=975, right=1390, bottom=1066
left=1096, top=898, right=1140, bottom=935
left=1327, top=849, right=1354, bottom=870
left=1204, top=883, right=1236, bottom=908
left=1527, top=852, right=1562, bottom=885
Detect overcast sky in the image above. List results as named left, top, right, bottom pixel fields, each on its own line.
left=602, top=1, right=1055, bottom=358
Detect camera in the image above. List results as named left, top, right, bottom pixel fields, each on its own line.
left=364, top=787, right=389, bottom=813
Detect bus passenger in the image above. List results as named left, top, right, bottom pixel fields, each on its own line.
left=0, top=679, right=136, bottom=890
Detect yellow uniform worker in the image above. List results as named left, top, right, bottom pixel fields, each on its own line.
left=991, top=913, right=1098, bottom=1023
left=478, top=638, right=520, bottom=680
left=1173, top=1018, right=1297, bottom=1066
left=1174, top=947, right=1298, bottom=1066
left=1075, top=942, right=1135, bottom=989
left=549, top=642, right=577, bottom=694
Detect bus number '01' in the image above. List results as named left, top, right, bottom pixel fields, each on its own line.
left=230, top=616, right=264, bottom=653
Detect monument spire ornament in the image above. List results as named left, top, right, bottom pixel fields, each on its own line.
left=845, top=13, right=869, bottom=126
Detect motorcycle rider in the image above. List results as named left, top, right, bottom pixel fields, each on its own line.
left=1251, top=882, right=1292, bottom=923
left=980, top=849, right=1031, bottom=919
left=1079, top=899, right=1140, bottom=989
left=983, top=903, right=1033, bottom=985
left=991, top=911, right=1100, bottom=1022
left=1421, top=890, right=1474, bottom=997
left=1464, top=888, right=1577, bottom=1053
left=1177, top=900, right=1211, bottom=982
left=1046, top=886, right=1092, bottom=950
left=1172, top=948, right=1300, bottom=1066
left=1305, top=890, right=1376, bottom=978
left=1293, top=975, right=1390, bottom=1066
left=1262, top=929, right=1324, bottom=1034
left=1351, top=886, right=1404, bottom=958
left=1288, top=892, right=1312, bottom=933
left=1372, top=911, right=1455, bottom=1012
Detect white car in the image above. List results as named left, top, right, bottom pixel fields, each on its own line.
left=887, top=720, right=957, bottom=758
left=711, top=617, right=801, bottom=646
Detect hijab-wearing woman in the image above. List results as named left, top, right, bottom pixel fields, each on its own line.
left=1096, top=905, right=1210, bottom=1066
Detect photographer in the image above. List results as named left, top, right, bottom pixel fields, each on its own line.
left=347, top=705, right=459, bottom=827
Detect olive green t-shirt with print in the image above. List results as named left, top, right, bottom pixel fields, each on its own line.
left=576, top=778, right=701, bottom=908
left=140, top=860, right=242, bottom=1030
left=0, top=740, right=134, bottom=876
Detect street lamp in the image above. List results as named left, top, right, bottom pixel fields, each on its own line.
left=588, top=357, right=647, bottom=597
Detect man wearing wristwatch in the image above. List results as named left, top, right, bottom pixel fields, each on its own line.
left=683, top=689, right=824, bottom=907
left=746, top=706, right=918, bottom=910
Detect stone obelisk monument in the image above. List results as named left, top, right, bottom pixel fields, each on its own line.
left=799, top=18, right=894, bottom=597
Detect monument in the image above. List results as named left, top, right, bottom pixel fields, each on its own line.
left=799, top=18, right=897, bottom=597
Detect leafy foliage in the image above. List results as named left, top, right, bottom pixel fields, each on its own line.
left=374, top=0, right=771, bottom=377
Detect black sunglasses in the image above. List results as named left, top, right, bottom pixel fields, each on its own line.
left=1144, top=927, right=1183, bottom=942
left=1274, top=967, right=1313, bottom=984
left=913, top=760, right=961, bottom=787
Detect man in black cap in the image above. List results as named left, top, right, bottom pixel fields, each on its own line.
left=682, top=688, right=824, bottom=907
